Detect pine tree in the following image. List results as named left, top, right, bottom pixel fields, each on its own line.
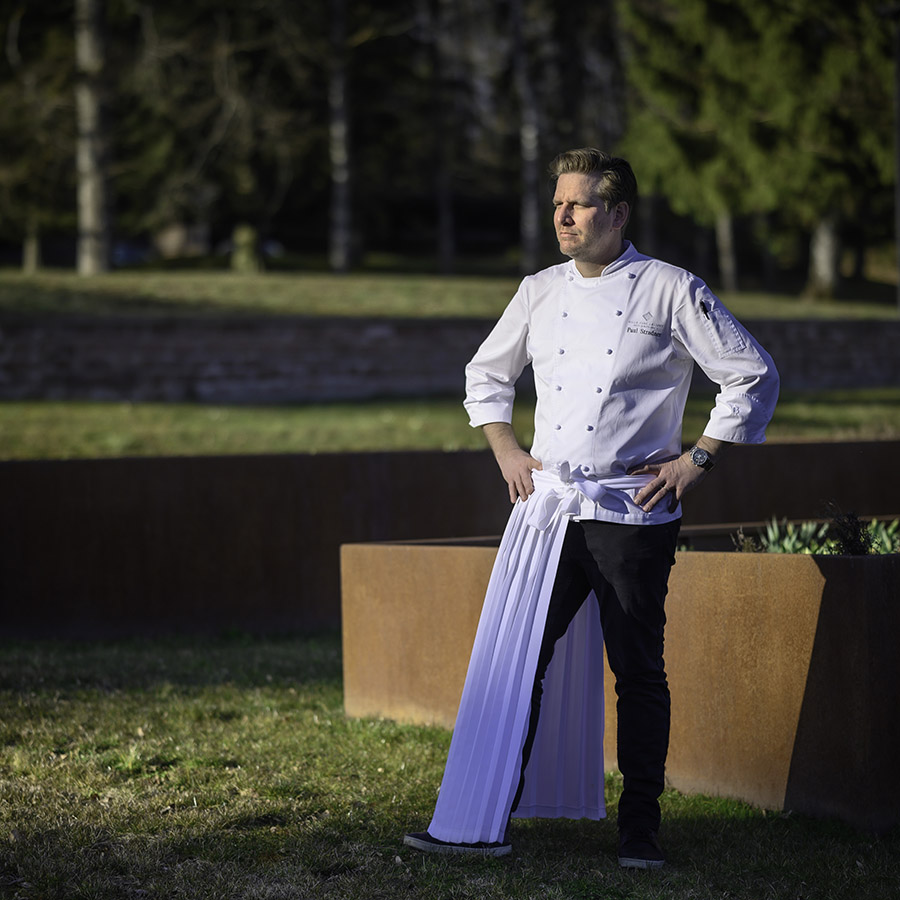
left=619, top=0, right=893, bottom=296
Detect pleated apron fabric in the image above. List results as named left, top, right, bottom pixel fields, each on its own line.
left=427, top=466, right=652, bottom=845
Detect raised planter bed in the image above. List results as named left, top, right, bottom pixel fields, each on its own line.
left=341, top=541, right=900, bottom=833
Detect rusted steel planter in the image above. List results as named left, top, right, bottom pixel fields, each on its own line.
left=342, top=542, right=900, bottom=832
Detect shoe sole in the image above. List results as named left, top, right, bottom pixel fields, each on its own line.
left=618, top=855, right=665, bottom=869
left=403, top=833, right=512, bottom=857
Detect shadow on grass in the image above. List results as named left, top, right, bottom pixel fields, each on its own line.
left=0, top=631, right=343, bottom=693
left=835, top=277, right=899, bottom=306
left=3, top=799, right=898, bottom=900
left=0, top=279, right=239, bottom=318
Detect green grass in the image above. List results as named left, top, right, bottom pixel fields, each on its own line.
left=0, top=271, right=522, bottom=319
left=0, top=268, right=897, bottom=319
left=0, top=398, right=534, bottom=460
left=1, top=388, right=899, bottom=461
left=0, top=633, right=896, bottom=899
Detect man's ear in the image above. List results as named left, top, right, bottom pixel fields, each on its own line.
left=613, top=201, right=630, bottom=230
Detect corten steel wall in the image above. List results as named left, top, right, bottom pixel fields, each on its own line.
left=1, top=441, right=897, bottom=639
left=341, top=545, right=900, bottom=833
left=0, top=451, right=507, bottom=639
left=1, top=314, right=899, bottom=401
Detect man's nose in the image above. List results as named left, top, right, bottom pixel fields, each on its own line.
left=556, top=205, right=573, bottom=224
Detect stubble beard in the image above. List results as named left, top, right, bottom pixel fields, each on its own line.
left=557, top=232, right=583, bottom=259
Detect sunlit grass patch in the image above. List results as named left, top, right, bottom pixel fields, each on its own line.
left=0, top=398, right=536, bottom=460
left=1, top=389, right=899, bottom=461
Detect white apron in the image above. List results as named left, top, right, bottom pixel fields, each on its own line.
left=428, top=465, right=652, bottom=844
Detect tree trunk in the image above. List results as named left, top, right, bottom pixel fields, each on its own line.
left=511, top=0, right=540, bottom=275
left=754, top=213, right=778, bottom=291
left=893, top=12, right=900, bottom=312
left=637, top=194, right=659, bottom=258
left=435, top=153, right=455, bottom=274
left=693, top=224, right=713, bottom=279
left=328, top=0, right=352, bottom=273
left=433, top=0, right=456, bottom=274
left=75, top=0, right=110, bottom=275
left=805, top=214, right=840, bottom=299
left=715, top=210, right=738, bottom=293
left=23, top=211, right=41, bottom=274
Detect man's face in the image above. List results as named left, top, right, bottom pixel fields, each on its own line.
left=553, top=172, right=628, bottom=273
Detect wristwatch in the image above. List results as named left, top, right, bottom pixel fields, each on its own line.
left=689, top=445, right=716, bottom=471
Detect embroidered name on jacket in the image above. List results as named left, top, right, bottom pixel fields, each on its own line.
left=626, top=312, right=664, bottom=338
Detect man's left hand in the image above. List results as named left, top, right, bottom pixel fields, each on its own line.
left=630, top=436, right=731, bottom=513
left=629, top=453, right=707, bottom=513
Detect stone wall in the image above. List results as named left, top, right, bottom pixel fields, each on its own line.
left=0, top=314, right=897, bottom=402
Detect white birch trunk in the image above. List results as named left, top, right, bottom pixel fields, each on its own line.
left=511, top=0, right=540, bottom=275
left=434, top=0, right=456, bottom=274
left=806, top=214, right=840, bottom=299
left=75, top=0, right=109, bottom=275
left=328, top=0, right=352, bottom=273
left=23, top=211, right=41, bottom=274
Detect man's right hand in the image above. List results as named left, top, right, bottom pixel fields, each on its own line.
left=482, top=422, right=543, bottom=504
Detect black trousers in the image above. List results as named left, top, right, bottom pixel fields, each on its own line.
left=513, top=517, right=680, bottom=833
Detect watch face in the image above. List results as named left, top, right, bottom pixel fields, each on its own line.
left=692, top=447, right=710, bottom=467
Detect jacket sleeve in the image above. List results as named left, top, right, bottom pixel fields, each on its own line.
left=464, top=286, right=532, bottom=428
left=671, top=276, right=780, bottom=444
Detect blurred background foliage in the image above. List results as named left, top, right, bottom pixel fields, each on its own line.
left=0, top=0, right=895, bottom=298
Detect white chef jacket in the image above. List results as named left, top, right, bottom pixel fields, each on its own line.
left=464, top=241, right=780, bottom=524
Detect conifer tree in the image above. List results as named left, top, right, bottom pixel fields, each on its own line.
left=619, top=0, right=893, bottom=296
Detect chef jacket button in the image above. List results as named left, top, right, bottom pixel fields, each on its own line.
left=561, top=311, right=569, bottom=318
left=555, top=385, right=562, bottom=391
left=558, top=348, right=565, bottom=355
left=554, top=424, right=562, bottom=430
left=615, top=310, right=623, bottom=316
left=595, top=387, right=603, bottom=393
left=606, top=348, right=613, bottom=355
left=586, top=425, right=594, bottom=431
left=583, top=465, right=591, bottom=472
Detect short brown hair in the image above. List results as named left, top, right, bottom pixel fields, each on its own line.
left=549, top=148, right=638, bottom=212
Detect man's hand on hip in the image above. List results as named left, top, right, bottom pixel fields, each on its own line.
left=629, top=436, right=730, bottom=513
left=482, top=422, right=543, bottom=503
left=629, top=454, right=706, bottom=513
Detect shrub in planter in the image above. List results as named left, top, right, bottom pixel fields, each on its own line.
left=734, top=510, right=900, bottom=555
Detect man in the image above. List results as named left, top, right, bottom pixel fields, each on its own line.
left=404, top=148, right=779, bottom=867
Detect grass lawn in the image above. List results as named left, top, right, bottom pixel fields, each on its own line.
left=1, top=389, right=899, bottom=461
left=0, top=271, right=524, bottom=319
left=1, top=633, right=896, bottom=900
left=0, top=268, right=897, bottom=320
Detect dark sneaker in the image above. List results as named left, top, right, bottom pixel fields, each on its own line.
left=617, top=828, right=665, bottom=869
left=403, top=831, right=512, bottom=857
